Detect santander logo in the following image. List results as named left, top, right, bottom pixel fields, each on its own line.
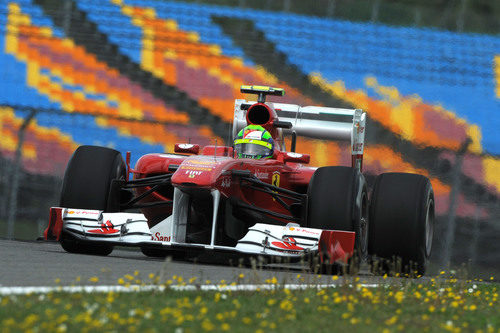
left=152, top=232, right=171, bottom=242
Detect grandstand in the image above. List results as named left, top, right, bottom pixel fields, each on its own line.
left=0, top=0, right=498, bottom=270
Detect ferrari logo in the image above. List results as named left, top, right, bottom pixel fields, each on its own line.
left=272, top=172, right=280, bottom=187
left=271, top=172, right=280, bottom=201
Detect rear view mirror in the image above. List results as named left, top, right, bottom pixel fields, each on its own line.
left=283, top=152, right=310, bottom=164
left=174, top=143, right=200, bottom=155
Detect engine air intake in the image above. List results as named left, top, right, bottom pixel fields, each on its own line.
left=247, top=104, right=271, bottom=125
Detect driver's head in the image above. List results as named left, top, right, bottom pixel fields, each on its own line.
left=234, top=125, right=274, bottom=159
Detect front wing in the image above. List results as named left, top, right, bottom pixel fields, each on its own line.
left=46, top=207, right=355, bottom=265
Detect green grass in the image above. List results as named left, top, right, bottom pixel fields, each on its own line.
left=0, top=219, right=44, bottom=241
left=1, top=273, right=498, bottom=332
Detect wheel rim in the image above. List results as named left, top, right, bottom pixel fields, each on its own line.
left=425, top=198, right=434, bottom=258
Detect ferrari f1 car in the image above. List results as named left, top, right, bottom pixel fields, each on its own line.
left=45, top=85, right=435, bottom=275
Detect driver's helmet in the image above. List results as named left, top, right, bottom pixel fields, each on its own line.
left=234, top=125, right=274, bottom=159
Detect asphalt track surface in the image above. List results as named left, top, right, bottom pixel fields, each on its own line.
left=0, top=239, right=413, bottom=288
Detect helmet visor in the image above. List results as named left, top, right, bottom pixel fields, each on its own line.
left=234, top=140, right=273, bottom=159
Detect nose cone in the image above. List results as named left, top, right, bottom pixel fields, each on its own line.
left=171, top=156, right=232, bottom=188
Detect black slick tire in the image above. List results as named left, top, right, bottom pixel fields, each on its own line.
left=59, top=145, right=126, bottom=256
left=368, top=173, right=434, bottom=276
left=307, top=166, right=368, bottom=274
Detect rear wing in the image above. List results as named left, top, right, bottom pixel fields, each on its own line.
left=233, top=100, right=366, bottom=170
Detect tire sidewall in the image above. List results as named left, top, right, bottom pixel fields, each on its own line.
left=368, top=173, right=434, bottom=275
left=59, top=145, right=125, bottom=255
left=307, top=166, right=368, bottom=259
left=416, top=182, right=434, bottom=273
left=60, top=145, right=126, bottom=211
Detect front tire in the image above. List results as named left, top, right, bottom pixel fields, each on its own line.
left=306, top=166, right=368, bottom=274
left=59, top=145, right=126, bottom=256
left=368, top=173, right=434, bottom=276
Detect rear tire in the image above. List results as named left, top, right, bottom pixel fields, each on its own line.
left=306, top=166, right=368, bottom=274
left=59, top=145, right=126, bottom=256
left=368, top=173, right=434, bottom=276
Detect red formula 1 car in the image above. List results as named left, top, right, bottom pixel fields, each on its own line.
left=45, top=85, right=435, bottom=274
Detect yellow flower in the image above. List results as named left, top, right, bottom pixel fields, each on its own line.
left=267, top=299, right=276, bottom=306
left=56, top=314, right=69, bottom=324
left=469, top=304, right=477, bottom=311
left=242, top=317, right=251, bottom=324
left=279, top=299, right=293, bottom=311
left=394, top=291, right=404, bottom=303
left=385, top=316, right=397, bottom=325
left=24, top=314, right=40, bottom=326
left=199, top=306, right=208, bottom=315
left=221, top=323, right=230, bottom=331
left=332, top=275, right=339, bottom=281
left=201, top=319, right=214, bottom=331
left=89, top=276, right=99, bottom=283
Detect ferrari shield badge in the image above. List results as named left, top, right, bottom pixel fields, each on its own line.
left=272, top=172, right=280, bottom=187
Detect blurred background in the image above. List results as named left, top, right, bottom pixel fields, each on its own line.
left=0, top=0, right=498, bottom=276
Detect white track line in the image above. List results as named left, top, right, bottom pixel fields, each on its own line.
left=0, top=283, right=380, bottom=295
